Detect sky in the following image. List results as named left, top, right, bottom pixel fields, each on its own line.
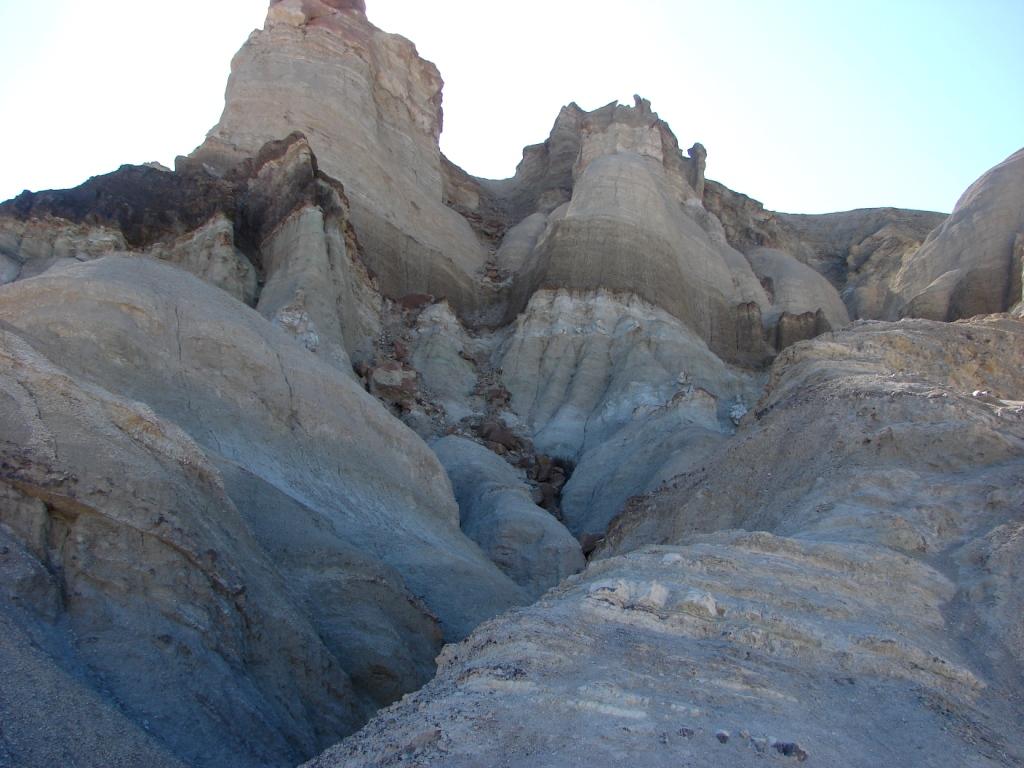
left=0, top=0, right=1021, bottom=213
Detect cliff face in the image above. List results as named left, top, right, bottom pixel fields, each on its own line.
left=0, top=3, right=1022, bottom=768
left=891, top=147, right=1024, bottom=320
left=191, top=5, right=857, bottom=366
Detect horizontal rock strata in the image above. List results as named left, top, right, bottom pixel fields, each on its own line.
left=1, top=2, right=1022, bottom=767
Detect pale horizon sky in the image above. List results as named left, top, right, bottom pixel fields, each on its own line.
left=0, top=0, right=1021, bottom=213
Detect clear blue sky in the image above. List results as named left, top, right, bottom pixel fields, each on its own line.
left=1, top=0, right=1021, bottom=213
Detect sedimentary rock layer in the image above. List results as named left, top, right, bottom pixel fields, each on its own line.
left=1, top=2, right=1023, bottom=766
left=0, top=257, right=525, bottom=766
left=306, top=316, right=1024, bottom=768
left=892, top=148, right=1024, bottom=320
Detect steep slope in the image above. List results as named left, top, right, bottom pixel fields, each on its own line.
left=307, top=316, right=1024, bottom=768
left=0, top=257, right=525, bottom=767
left=191, top=0, right=490, bottom=318
left=1, top=2, right=1022, bottom=766
left=0, top=324, right=364, bottom=767
left=892, top=147, right=1024, bottom=320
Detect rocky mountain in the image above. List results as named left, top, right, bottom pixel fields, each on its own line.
left=0, top=2, right=1021, bottom=767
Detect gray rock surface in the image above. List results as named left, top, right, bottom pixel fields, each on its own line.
left=409, top=303, right=480, bottom=422
left=432, top=436, right=584, bottom=597
left=0, top=324, right=362, bottom=767
left=702, top=180, right=949, bottom=320
left=775, top=207, right=947, bottom=318
left=606, top=316, right=1024, bottom=561
left=0, top=256, right=525, bottom=635
left=0, top=134, right=385, bottom=369
left=0, top=216, right=126, bottom=282
left=307, top=316, right=1024, bottom=768
left=455, top=99, right=785, bottom=362
left=0, top=256, right=526, bottom=766
left=192, top=0, right=489, bottom=319
left=144, top=213, right=258, bottom=304
left=499, top=289, right=756, bottom=461
left=745, top=247, right=850, bottom=330
left=247, top=136, right=383, bottom=370
left=2, top=3, right=1023, bottom=767
left=0, top=251, right=19, bottom=283
left=559, top=406, right=728, bottom=542
left=532, top=151, right=770, bottom=363
left=892, top=147, right=1024, bottom=320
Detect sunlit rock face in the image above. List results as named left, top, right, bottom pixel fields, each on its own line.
left=1, top=1, right=1023, bottom=767
left=191, top=2, right=849, bottom=363
left=455, top=98, right=780, bottom=363
left=195, top=0, right=490, bottom=319
left=891, top=147, right=1024, bottom=320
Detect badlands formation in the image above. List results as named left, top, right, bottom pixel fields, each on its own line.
left=1, top=2, right=1022, bottom=767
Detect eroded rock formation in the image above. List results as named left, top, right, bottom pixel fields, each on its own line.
left=1, top=1, right=1022, bottom=767
left=308, top=317, right=1024, bottom=768
left=0, top=257, right=524, bottom=767
left=891, top=148, right=1024, bottom=320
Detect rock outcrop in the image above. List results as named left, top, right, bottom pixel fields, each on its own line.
left=497, top=289, right=761, bottom=540
left=703, top=181, right=950, bottom=321
left=0, top=133, right=383, bottom=370
left=891, top=148, right=1024, bottom=320
left=432, top=436, right=584, bottom=598
left=0, top=256, right=525, bottom=766
left=190, top=9, right=853, bottom=362
left=774, top=206, right=947, bottom=318
left=307, top=316, right=1024, bottom=768
left=192, top=0, right=489, bottom=319
left=449, top=99, right=786, bottom=363
left=2, top=2, right=1023, bottom=767
left=744, top=246, right=851, bottom=349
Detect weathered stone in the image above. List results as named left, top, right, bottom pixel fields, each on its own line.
left=369, top=362, right=418, bottom=409
left=306, top=317, right=1024, bottom=768
left=0, top=134, right=383, bottom=370
left=0, top=325, right=364, bottom=767
left=893, top=147, right=1024, bottom=320
left=432, top=436, right=584, bottom=598
left=0, top=256, right=527, bottom=768
left=2, top=5, right=1023, bottom=767
left=745, top=246, right=851, bottom=343
left=193, top=1, right=489, bottom=319
left=703, top=181, right=947, bottom=321
left=408, top=302, right=479, bottom=422
left=478, top=419, right=522, bottom=452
